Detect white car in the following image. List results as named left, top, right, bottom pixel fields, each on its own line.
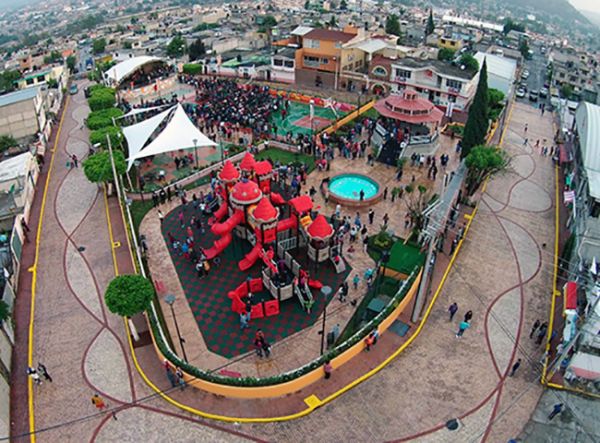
left=516, top=88, right=526, bottom=98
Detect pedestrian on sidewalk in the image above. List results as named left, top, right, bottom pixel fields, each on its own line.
left=383, top=213, right=389, bottom=226
left=529, top=319, right=541, bottom=339
left=448, top=302, right=458, bottom=321
left=239, top=311, right=250, bottom=330
left=152, top=192, right=159, bottom=207
left=254, top=329, right=271, bottom=358
left=352, top=274, right=360, bottom=290
left=368, top=209, right=375, bottom=225
left=464, top=310, right=473, bottom=322
left=166, top=366, right=177, bottom=387
left=37, top=363, right=52, bottom=382
left=158, top=209, right=165, bottom=224
left=548, top=403, right=564, bottom=421
left=323, top=360, right=332, bottom=379
left=91, top=393, right=107, bottom=411
left=71, top=154, right=78, bottom=168
left=449, top=237, right=458, bottom=255
left=175, top=367, right=187, bottom=391
left=509, top=358, right=522, bottom=377
left=536, top=322, right=548, bottom=345
left=524, top=123, right=528, bottom=134
left=27, top=367, right=42, bottom=385
left=456, top=321, right=470, bottom=338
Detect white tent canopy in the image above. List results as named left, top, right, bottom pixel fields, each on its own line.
left=118, top=104, right=171, bottom=119
left=123, top=104, right=217, bottom=171
left=104, top=56, right=163, bottom=86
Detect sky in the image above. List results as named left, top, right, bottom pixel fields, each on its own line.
left=569, top=0, right=600, bottom=14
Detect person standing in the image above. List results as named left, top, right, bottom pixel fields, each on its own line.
left=352, top=274, right=360, bottom=290
left=323, top=360, right=332, bottom=379
left=37, top=363, right=52, bottom=383
left=91, top=393, right=107, bottom=411
left=448, top=302, right=458, bottom=321
left=456, top=321, right=470, bottom=338
left=464, top=310, right=473, bottom=322
left=509, top=358, right=522, bottom=377
left=27, top=367, right=42, bottom=385
left=529, top=319, right=541, bottom=339
left=548, top=403, right=564, bottom=420
left=536, top=322, right=548, bottom=345
left=158, top=209, right=165, bottom=224
left=368, top=209, right=375, bottom=225
left=239, top=311, right=250, bottom=330
left=71, top=154, right=78, bottom=168
left=175, top=367, right=187, bottom=391
left=383, top=213, right=389, bottom=226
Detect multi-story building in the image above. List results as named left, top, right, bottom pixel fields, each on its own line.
left=294, top=26, right=360, bottom=89
left=387, top=58, right=479, bottom=113
left=551, top=48, right=599, bottom=103
left=0, top=87, right=49, bottom=143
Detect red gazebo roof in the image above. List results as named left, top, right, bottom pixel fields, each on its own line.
left=374, top=91, right=443, bottom=124
left=254, top=160, right=273, bottom=176
left=289, top=195, right=313, bottom=213
left=230, top=178, right=262, bottom=204
left=240, top=152, right=256, bottom=171
left=252, top=197, right=279, bottom=222
left=218, top=160, right=240, bottom=182
left=307, top=215, right=334, bottom=240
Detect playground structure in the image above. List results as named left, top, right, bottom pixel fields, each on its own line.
left=203, top=152, right=344, bottom=315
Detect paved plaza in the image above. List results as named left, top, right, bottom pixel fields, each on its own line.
left=11, top=84, right=560, bottom=442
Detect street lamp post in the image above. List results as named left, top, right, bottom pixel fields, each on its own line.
left=319, top=286, right=333, bottom=355
left=193, top=138, right=198, bottom=170
left=164, top=294, right=188, bottom=362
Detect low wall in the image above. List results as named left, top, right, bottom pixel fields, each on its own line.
left=149, top=269, right=421, bottom=399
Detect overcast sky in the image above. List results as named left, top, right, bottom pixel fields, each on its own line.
left=570, top=0, right=600, bottom=13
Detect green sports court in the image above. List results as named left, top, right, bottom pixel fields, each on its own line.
left=271, top=101, right=346, bottom=138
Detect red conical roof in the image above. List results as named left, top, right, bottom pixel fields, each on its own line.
left=252, top=197, right=279, bottom=222
left=240, top=152, right=256, bottom=171
left=218, top=160, right=240, bottom=182
left=307, top=214, right=334, bottom=240
left=230, top=178, right=262, bottom=205
left=254, top=160, right=273, bottom=176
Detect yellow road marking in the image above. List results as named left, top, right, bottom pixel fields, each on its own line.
left=303, top=395, right=321, bottom=408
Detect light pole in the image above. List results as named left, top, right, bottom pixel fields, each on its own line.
left=193, top=138, right=198, bottom=170
left=319, top=286, right=332, bottom=355
left=164, top=294, right=188, bottom=362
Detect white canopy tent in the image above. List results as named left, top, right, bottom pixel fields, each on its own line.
left=104, top=56, right=163, bottom=86
left=122, top=104, right=217, bottom=171
left=119, top=104, right=171, bottom=119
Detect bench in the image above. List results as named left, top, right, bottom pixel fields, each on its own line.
left=218, top=369, right=242, bottom=378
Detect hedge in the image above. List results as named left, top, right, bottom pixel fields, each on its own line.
left=87, top=108, right=124, bottom=130
left=89, top=125, right=122, bottom=149
left=148, top=267, right=419, bottom=386
left=89, top=90, right=116, bottom=111
left=83, top=149, right=126, bottom=183
left=182, top=63, right=203, bottom=75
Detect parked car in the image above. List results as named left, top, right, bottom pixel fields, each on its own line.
left=540, top=87, right=549, bottom=98
left=521, top=70, right=530, bottom=80
left=516, top=88, right=526, bottom=98
left=529, top=90, right=539, bottom=102
left=69, top=84, right=78, bottom=95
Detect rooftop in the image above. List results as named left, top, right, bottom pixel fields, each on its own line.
left=392, top=57, right=477, bottom=80
left=0, top=87, right=40, bottom=107
left=303, top=29, right=356, bottom=43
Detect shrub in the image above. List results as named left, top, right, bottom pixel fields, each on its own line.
left=105, top=274, right=154, bottom=317
left=89, top=126, right=122, bottom=149
left=83, top=150, right=126, bottom=183
left=87, top=108, right=124, bottom=130
left=182, top=63, right=203, bottom=75
left=88, top=90, right=116, bottom=111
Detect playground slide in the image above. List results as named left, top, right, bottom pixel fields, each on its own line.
left=203, top=232, right=232, bottom=260
left=331, top=256, right=346, bottom=274
left=211, top=210, right=244, bottom=236
left=210, top=203, right=228, bottom=224
left=294, top=283, right=314, bottom=312
left=276, top=216, right=297, bottom=232
left=238, top=242, right=262, bottom=271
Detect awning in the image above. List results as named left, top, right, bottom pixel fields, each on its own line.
left=104, top=56, right=163, bottom=86
left=564, top=281, right=577, bottom=311
left=559, top=143, right=572, bottom=164
left=124, top=104, right=217, bottom=170
left=567, top=352, right=600, bottom=380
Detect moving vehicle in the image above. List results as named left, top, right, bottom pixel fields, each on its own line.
left=85, top=57, right=93, bottom=71
left=69, top=84, right=78, bottom=95
left=529, top=90, right=539, bottom=102
left=516, top=88, right=526, bottom=98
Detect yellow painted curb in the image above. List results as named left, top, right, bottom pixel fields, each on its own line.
left=27, top=96, right=70, bottom=442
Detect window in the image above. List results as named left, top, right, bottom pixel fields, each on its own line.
left=395, top=69, right=411, bottom=79
left=372, top=66, right=388, bottom=77
left=335, top=42, right=342, bottom=49
left=273, top=58, right=283, bottom=66
left=284, top=60, right=294, bottom=68
left=448, top=94, right=457, bottom=103
left=446, top=79, right=463, bottom=91
left=26, top=78, right=34, bottom=85
left=305, top=39, right=320, bottom=49
left=321, top=58, right=329, bottom=64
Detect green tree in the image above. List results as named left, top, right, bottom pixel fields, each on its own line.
left=89, top=126, right=122, bottom=149
left=87, top=108, right=124, bottom=130
left=88, top=89, right=116, bottom=111
left=188, top=38, right=206, bottom=61
left=0, top=299, right=9, bottom=326
left=166, top=35, right=187, bottom=58
left=83, top=149, right=126, bottom=183
left=459, top=53, right=479, bottom=73
left=328, top=15, right=338, bottom=27
left=0, top=135, right=17, bottom=153
left=488, top=88, right=504, bottom=108
left=92, top=38, right=106, bottom=54
left=503, top=18, right=525, bottom=35
left=340, top=0, right=348, bottom=9
left=304, top=0, right=311, bottom=9
left=519, top=39, right=530, bottom=59
left=104, top=274, right=154, bottom=317
left=402, top=184, right=432, bottom=234
left=66, top=55, right=77, bottom=72
left=437, top=47, right=455, bottom=62
left=0, top=70, right=21, bottom=92
left=182, top=63, right=203, bottom=75
left=461, top=59, right=489, bottom=159
left=465, top=145, right=509, bottom=195
left=560, top=84, right=573, bottom=99
left=425, top=9, right=435, bottom=36
left=385, top=14, right=401, bottom=37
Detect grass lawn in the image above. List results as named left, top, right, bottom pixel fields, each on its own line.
left=368, top=236, right=425, bottom=275
left=130, top=199, right=154, bottom=234
left=361, top=107, right=380, bottom=120
left=255, top=147, right=316, bottom=172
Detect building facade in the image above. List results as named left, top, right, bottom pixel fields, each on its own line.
left=0, top=87, right=49, bottom=142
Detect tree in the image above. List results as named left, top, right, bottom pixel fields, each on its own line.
left=87, top=108, right=124, bottom=130
left=328, top=15, right=338, bottom=27
left=44, top=50, right=62, bottom=64
left=437, top=48, right=455, bottom=62
left=92, top=38, right=106, bottom=54
left=425, top=9, right=435, bottom=36
left=519, top=39, right=530, bottom=59
left=88, top=89, right=116, bottom=111
left=0, top=70, right=21, bottom=92
left=402, top=184, right=433, bottom=234
left=188, top=38, right=206, bottom=61
left=89, top=126, right=122, bottom=149
left=83, top=149, right=126, bottom=183
left=0, top=135, right=17, bottom=153
left=340, top=0, right=348, bottom=9
left=385, top=14, right=401, bottom=37
left=304, top=0, right=311, bottom=9
left=104, top=274, right=154, bottom=317
left=459, top=53, right=479, bottom=73
left=0, top=299, right=9, bottom=326
left=503, top=18, right=525, bottom=35
left=166, top=35, right=187, bottom=58
left=461, top=59, right=489, bottom=159
left=560, top=84, right=573, bottom=99
left=465, top=145, right=509, bottom=195
left=66, top=55, right=77, bottom=72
